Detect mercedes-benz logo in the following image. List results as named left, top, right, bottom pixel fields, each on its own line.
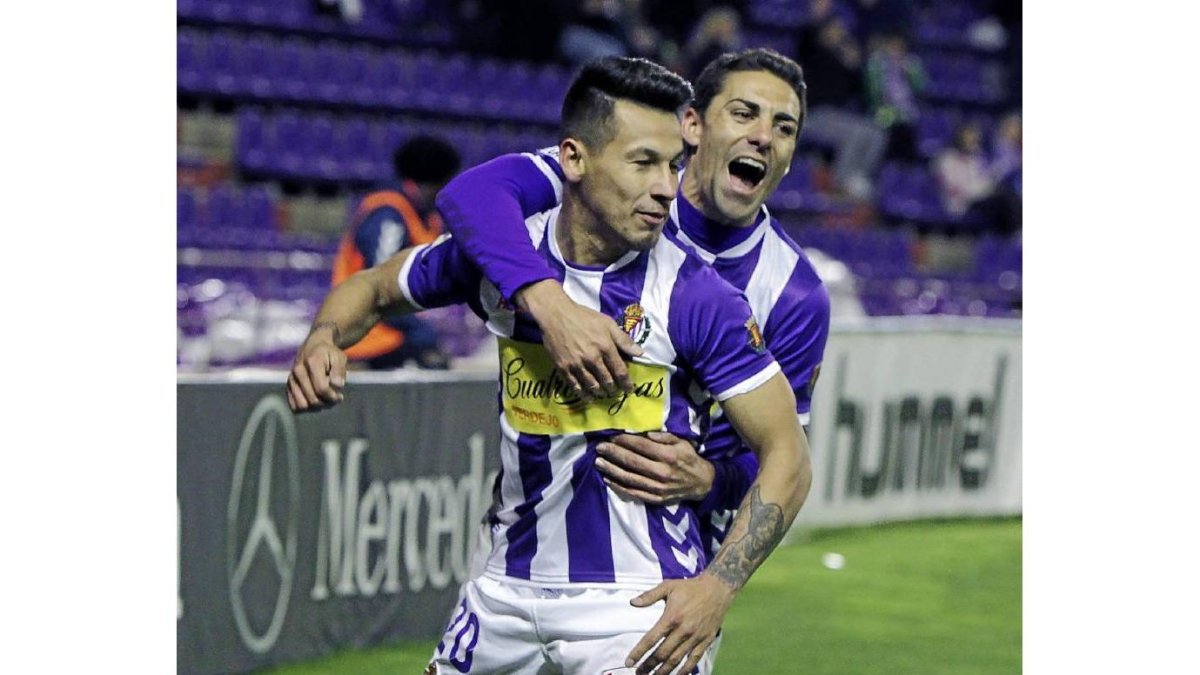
left=227, top=395, right=300, bottom=654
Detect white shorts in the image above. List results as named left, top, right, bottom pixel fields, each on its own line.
left=427, top=575, right=717, bottom=675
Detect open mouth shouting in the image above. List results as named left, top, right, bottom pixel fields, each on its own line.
left=727, top=156, right=768, bottom=195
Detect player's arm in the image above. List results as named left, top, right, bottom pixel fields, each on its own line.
left=436, top=149, right=643, bottom=399
left=435, top=151, right=561, bottom=300
left=288, top=236, right=477, bottom=413
left=287, top=247, right=418, bottom=413
left=624, top=268, right=811, bottom=674
left=626, top=374, right=810, bottom=675
left=596, top=433, right=758, bottom=509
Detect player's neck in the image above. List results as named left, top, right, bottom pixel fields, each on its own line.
left=557, top=196, right=629, bottom=268
left=680, top=165, right=758, bottom=229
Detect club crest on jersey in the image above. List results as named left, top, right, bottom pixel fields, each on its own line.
left=619, top=303, right=652, bottom=346
left=745, top=317, right=765, bottom=353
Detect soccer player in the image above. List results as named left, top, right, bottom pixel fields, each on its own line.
left=434, top=48, right=830, bottom=561
left=287, top=56, right=812, bottom=675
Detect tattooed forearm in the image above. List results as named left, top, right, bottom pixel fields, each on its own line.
left=705, top=486, right=786, bottom=591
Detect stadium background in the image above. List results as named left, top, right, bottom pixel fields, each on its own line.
left=176, top=0, right=1022, bottom=672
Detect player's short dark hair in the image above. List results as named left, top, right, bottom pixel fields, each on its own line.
left=692, top=48, right=808, bottom=130
left=393, top=134, right=462, bottom=186
left=560, top=56, right=694, bottom=152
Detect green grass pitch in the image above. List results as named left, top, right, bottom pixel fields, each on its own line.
left=264, top=518, right=1020, bottom=674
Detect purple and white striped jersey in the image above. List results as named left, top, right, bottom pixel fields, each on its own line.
left=398, top=208, right=781, bottom=588
left=434, top=150, right=830, bottom=555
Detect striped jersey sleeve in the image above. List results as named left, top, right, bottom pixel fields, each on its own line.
left=397, top=235, right=483, bottom=312
left=757, top=223, right=830, bottom=417
left=434, top=149, right=565, bottom=301
left=667, top=256, right=781, bottom=402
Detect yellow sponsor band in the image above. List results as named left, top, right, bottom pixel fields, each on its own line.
left=499, top=338, right=668, bottom=435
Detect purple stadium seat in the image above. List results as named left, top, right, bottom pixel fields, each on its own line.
left=361, top=51, right=393, bottom=108
left=336, top=118, right=376, bottom=181
left=312, top=42, right=346, bottom=104
left=342, top=45, right=374, bottom=106
left=307, top=115, right=340, bottom=180
left=274, top=0, right=311, bottom=30
left=207, top=33, right=238, bottom=96
left=205, top=185, right=240, bottom=228
left=241, top=34, right=276, bottom=99
left=176, top=0, right=200, bottom=20
left=378, top=52, right=418, bottom=109
left=241, top=0, right=274, bottom=27
left=236, top=108, right=269, bottom=173
left=178, top=187, right=200, bottom=230
left=272, top=110, right=307, bottom=177
left=274, top=38, right=312, bottom=102
left=177, top=30, right=204, bottom=93
left=241, top=186, right=277, bottom=230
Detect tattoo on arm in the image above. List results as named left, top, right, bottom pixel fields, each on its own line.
left=705, top=486, right=786, bottom=591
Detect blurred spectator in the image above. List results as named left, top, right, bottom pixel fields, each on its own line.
left=865, top=32, right=926, bottom=162
left=991, top=111, right=1021, bottom=197
left=682, top=6, right=744, bottom=79
left=559, top=0, right=632, bottom=66
left=331, top=135, right=462, bottom=369
left=797, top=12, right=887, bottom=199
left=932, top=122, right=1019, bottom=236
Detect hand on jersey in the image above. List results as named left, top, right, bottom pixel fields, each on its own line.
left=597, top=432, right=716, bottom=505
left=627, top=573, right=734, bottom=675
left=286, top=331, right=347, bottom=413
left=517, top=280, right=644, bottom=400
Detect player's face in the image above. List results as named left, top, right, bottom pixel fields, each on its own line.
left=581, top=100, right=685, bottom=251
left=684, top=70, right=802, bottom=226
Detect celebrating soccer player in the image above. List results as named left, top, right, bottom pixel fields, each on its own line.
left=287, top=56, right=812, bottom=675
left=434, top=48, right=831, bottom=667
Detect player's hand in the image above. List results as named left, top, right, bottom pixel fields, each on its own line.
left=626, top=573, right=735, bottom=675
left=286, top=325, right=348, bottom=413
left=516, top=280, right=644, bottom=400
left=598, top=432, right=715, bottom=505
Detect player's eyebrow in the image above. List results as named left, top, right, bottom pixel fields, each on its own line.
left=625, top=147, right=663, bottom=161
left=729, top=98, right=799, bottom=125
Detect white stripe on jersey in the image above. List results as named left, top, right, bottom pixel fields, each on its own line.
left=522, top=207, right=551, bottom=254
left=494, top=413, right=527, bottom=532
left=636, top=234, right=685, bottom=372
left=523, top=152, right=563, bottom=204
left=743, top=225, right=802, bottom=333
left=396, top=239, right=437, bottom=310
left=527, top=433, right=582, bottom=580
left=713, top=361, right=781, bottom=402
left=608, top=486, right=659, bottom=583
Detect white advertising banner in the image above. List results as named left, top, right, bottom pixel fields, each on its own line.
left=796, top=317, right=1022, bottom=528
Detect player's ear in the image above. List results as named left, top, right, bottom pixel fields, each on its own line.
left=559, top=138, right=587, bottom=183
left=681, top=107, right=703, bottom=147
